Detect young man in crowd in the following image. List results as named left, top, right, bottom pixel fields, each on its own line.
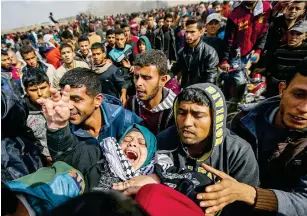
left=8, top=50, right=26, bottom=73
left=75, top=36, right=93, bottom=69
left=108, top=29, right=135, bottom=97
left=153, top=13, right=177, bottom=62
left=88, top=25, right=102, bottom=47
left=20, top=45, right=56, bottom=84
left=22, top=68, right=52, bottom=162
left=228, top=59, right=307, bottom=216
left=171, top=18, right=219, bottom=88
left=267, top=21, right=307, bottom=97
left=220, top=0, right=271, bottom=101
left=115, top=83, right=260, bottom=216
left=266, top=1, right=306, bottom=59
left=146, top=14, right=156, bottom=45
left=175, top=15, right=188, bottom=51
left=105, top=29, right=116, bottom=56
left=157, top=17, right=164, bottom=29
left=121, top=23, right=139, bottom=55
left=91, top=42, right=127, bottom=103
left=53, top=43, right=89, bottom=89
left=126, top=50, right=176, bottom=135
left=37, top=68, right=141, bottom=190
left=202, top=13, right=223, bottom=58
left=1, top=50, right=23, bottom=96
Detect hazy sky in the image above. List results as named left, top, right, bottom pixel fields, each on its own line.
left=1, top=1, right=90, bottom=30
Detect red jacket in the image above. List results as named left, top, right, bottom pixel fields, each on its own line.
left=221, top=1, right=271, bottom=63
left=45, top=47, right=62, bottom=69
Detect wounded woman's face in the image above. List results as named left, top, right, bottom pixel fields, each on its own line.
left=120, top=131, right=148, bottom=170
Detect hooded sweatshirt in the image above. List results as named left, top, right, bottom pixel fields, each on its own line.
left=137, top=36, right=152, bottom=53
left=156, top=83, right=260, bottom=215
left=126, top=88, right=176, bottom=135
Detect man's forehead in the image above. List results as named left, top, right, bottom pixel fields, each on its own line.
left=178, top=101, right=209, bottom=111
left=134, top=65, right=158, bottom=75
left=288, top=74, right=307, bottom=91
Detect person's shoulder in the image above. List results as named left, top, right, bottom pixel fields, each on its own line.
left=44, top=62, right=56, bottom=70
left=55, top=65, right=66, bottom=73
left=76, top=60, right=90, bottom=68
left=157, top=125, right=179, bottom=151
left=223, top=129, right=253, bottom=153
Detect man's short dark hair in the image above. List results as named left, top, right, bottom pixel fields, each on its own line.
left=148, top=14, right=154, bottom=19
left=78, top=35, right=90, bottom=44
left=164, top=13, right=173, bottom=20
left=115, top=28, right=125, bottom=36
left=177, top=88, right=211, bottom=107
left=115, top=20, right=121, bottom=25
left=61, top=30, right=74, bottom=40
left=91, top=42, right=105, bottom=53
left=19, top=45, right=35, bottom=57
left=106, top=29, right=115, bottom=36
left=1, top=49, right=8, bottom=56
left=133, top=50, right=168, bottom=76
left=286, top=57, right=307, bottom=85
left=59, top=68, right=101, bottom=97
left=182, top=15, right=189, bottom=19
left=140, top=20, right=148, bottom=26
left=120, top=23, right=130, bottom=29
left=212, top=1, right=221, bottom=8
left=22, top=68, right=49, bottom=89
left=89, top=25, right=95, bottom=33
left=186, top=17, right=204, bottom=30
left=60, top=43, right=73, bottom=52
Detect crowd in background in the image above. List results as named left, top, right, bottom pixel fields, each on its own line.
left=1, top=1, right=307, bottom=216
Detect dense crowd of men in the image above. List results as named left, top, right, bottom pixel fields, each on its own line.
left=1, top=1, right=307, bottom=216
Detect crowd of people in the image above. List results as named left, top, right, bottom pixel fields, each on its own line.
left=1, top=1, right=307, bottom=216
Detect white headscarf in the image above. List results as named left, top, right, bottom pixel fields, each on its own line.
left=43, top=34, right=55, bottom=48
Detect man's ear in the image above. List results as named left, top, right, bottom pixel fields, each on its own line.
left=95, top=93, right=103, bottom=108
left=279, top=82, right=287, bottom=98
left=159, top=75, right=168, bottom=87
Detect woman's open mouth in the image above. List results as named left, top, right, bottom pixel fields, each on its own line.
left=125, top=150, right=138, bottom=162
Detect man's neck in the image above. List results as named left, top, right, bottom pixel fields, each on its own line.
left=65, top=60, right=75, bottom=69
left=285, top=19, right=296, bottom=29
left=188, top=38, right=201, bottom=48
left=274, top=110, right=285, bottom=128
left=143, top=89, right=163, bottom=110
left=82, top=108, right=103, bottom=138
left=186, top=138, right=212, bottom=158
left=206, top=33, right=217, bottom=38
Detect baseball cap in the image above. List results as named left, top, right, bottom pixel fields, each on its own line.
left=290, top=21, right=307, bottom=33
left=206, top=13, right=221, bottom=24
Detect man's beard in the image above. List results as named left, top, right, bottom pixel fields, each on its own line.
left=142, top=84, right=160, bottom=102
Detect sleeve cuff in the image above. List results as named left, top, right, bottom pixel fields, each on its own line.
left=254, top=187, right=278, bottom=212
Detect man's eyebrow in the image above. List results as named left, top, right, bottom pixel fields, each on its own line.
left=291, top=88, right=307, bottom=93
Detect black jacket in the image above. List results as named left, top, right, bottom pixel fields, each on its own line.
left=269, top=43, right=307, bottom=80
left=153, top=27, right=178, bottom=61
left=93, top=63, right=127, bottom=98
left=171, top=40, right=219, bottom=88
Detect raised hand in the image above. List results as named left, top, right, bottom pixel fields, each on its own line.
left=37, top=85, right=71, bottom=129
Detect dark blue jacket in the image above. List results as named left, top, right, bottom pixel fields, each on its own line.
left=231, top=96, right=307, bottom=216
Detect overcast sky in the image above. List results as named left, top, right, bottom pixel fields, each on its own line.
left=1, top=1, right=90, bottom=31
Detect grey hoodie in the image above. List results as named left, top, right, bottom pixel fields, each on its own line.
left=156, top=83, right=260, bottom=215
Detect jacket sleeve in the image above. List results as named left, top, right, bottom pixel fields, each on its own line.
left=270, top=175, right=307, bottom=216
left=221, top=18, right=236, bottom=63
left=203, top=47, right=219, bottom=83
left=47, top=125, right=100, bottom=175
